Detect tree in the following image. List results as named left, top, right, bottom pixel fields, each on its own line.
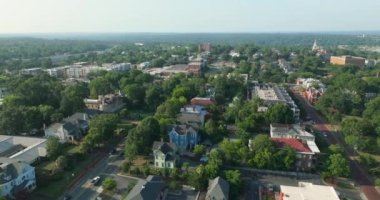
left=81, top=114, right=120, bottom=149
left=266, top=104, right=294, bottom=124
left=47, top=136, right=62, bottom=160
left=124, top=83, right=146, bottom=108
left=89, top=77, right=112, bottom=98
left=282, top=146, right=296, bottom=170
left=327, top=154, right=351, bottom=178
left=223, top=170, right=241, bottom=198
left=102, top=177, right=117, bottom=191
left=193, top=144, right=206, bottom=157
left=125, top=117, right=161, bottom=155
left=188, top=165, right=208, bottom=191
left=55, top=155, right=68, bottom=171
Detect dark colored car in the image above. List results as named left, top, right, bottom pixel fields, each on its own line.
left=63, top=195, right=72, bottom=200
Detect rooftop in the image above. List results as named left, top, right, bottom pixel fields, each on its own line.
left=280, top=182, right=339, bottom=200
left=272, top=138, right=312, bottom=153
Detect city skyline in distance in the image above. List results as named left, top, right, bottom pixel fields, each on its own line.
left=0, top=0, right=379, bottom=34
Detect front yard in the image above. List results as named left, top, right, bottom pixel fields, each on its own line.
left=31, top=145, right=103, bottom=200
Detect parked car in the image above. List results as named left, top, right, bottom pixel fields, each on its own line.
left=91, top=176, right=101, bottom=185
left=63, top=195, right=72, bottom=200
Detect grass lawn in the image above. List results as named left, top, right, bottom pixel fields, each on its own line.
left=31, top=145, right=101, bottom=200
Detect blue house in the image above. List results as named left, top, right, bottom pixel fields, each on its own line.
left=168, top=125, right=199, bottom=151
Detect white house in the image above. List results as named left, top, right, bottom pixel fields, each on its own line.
left=0, top=157, right=36, bottom=199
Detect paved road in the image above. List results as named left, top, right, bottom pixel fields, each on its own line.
left=291, top=88, right=380, bottom=200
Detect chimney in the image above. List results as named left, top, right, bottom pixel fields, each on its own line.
left=161, top=138, right=163, bottom=142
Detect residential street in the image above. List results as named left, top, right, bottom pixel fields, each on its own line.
left=291, top=88, right=380, bottom=200
left=60, top=148, right=126, bottom=200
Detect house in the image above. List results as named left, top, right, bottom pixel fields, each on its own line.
left=190, top=97, right=216, bottom=107
left=0, top=157, right=36, bottom=199
left=44, top=112, right=91, bottom=143
left=20, top=68, right=43, bottom=76
left=177, top=105, right=206, bottom=128
left=152, top=141, right=178, bottom=169
left=279, top=182, right=340, bottom=200
left=126, top=175, right=166, bottom=200
left=84, top=93, right=125, bottom=113
left=272, top=138, right=318, bottom=171
left=168, top=125, right=199, bottom=151
left=206, top=176, right=230, bottom=200
left=270, top=124, right=315, bottom=142
left=296, top=78, right=326, bottom=104
left=44, top=122, right=80, bottom=143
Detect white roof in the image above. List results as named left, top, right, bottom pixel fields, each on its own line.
left=280, top=182, right=339, bottom=200
left=306, top=141, right=320, bottom=153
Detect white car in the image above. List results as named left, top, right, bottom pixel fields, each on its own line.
left=91, top=176, right=101, bottom=185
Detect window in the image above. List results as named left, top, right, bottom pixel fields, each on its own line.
left=162, top=163, right=164, bottom=167
left=156, top=162, right=158, bottom=166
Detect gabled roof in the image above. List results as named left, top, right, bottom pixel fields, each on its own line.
left=0, top=157, right=30, bottom=185
left=152, top=141, right=176, bottom=154
left=272, top=138, right=312, bottom=153
left=206, top=176, right=230, bottom=200
left=62, top=122, right=78, bottom=134
left=126, top=175, right=165, bottom=200
left=177, top=112, right=203, bottom=127
left=191, top=97, right=216, bottom=106
left=170, top=124, right=197, bottom=135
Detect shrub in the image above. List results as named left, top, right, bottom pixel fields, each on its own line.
left=102, top=177, right=117, bottom=191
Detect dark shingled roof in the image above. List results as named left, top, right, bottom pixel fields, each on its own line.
left=126, top=175, right=165, bottom=200
left=206, top=176, right=230, bottom=200
left=152, top=141, right=176, bottom=154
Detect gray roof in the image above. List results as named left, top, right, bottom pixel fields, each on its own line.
left=0, top=157, right=28, bottom=185
left=206, top=177, right=230, bottom=200
left=177, top=112, right=203, bottom=126
left=170, top=124, right=197, bottom=135
left=62, top=122, right=78, bottom=134
left=152, top=141, right=176, bottom=154
left=126, top=175, right=165, bottom=200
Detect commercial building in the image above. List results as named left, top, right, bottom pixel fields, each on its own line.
left=330, top=55, right=365, bottom=68
left=279, top=182, right=339, bottom=200
left=0, top=135, right=47, bottom=164
left=253, top=84, right=300, bottom=121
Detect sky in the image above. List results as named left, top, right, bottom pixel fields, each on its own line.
left=0, top=0, right=379, bottom=33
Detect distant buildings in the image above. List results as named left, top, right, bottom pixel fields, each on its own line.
left=199, top=43, right=212, bottom=52
left=253, top=84, right=300, bottom=121
left=229, top=50, right=240, bottom=57
left=44, top=62, right=131, bottom=79
left=330, top=55, right=366, bottom=68
left=0, top=158, right=36, bottom=199
left=126, top=175, right=166, bottom=200
left=279, top=182, right=340, bottom=200
left=312, top=40, right=327, bottom=56
left=84, top=93, right=125, bottom=113
left=20, top=68, right=43, bottom=76
left=278, top=59, right=294, bottom=74
left=296, top=78, right=326, bottom=104
left=206, top=176, right=230, bottom=200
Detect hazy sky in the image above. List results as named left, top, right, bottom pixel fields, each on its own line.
left=0, top=0, right=379, bottom=33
